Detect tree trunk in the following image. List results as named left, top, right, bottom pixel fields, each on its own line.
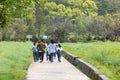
left=35, top=3, right=44, bottom=38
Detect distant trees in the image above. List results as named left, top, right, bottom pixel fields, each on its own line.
left=77, top=13, right=120, bottom=41
left=0, top=18, right=27, bottom=41
left=93, top=0, right=120, bottom=15
left=46, top=16, right=71, bottom=42
left=44, top=0, right=98, bottom=42
left=0, top=0, right=120, bottom=42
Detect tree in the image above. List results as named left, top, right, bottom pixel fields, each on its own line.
left=0, top=0, right=35, bottom=28
left=35, top=3, right=43, bottom=38
left=82, top=0, right=98, bottom=16
left=34, top=0, right=48, bottom=38
left=94, top=0, right=120, bottom=15
left=46, top=16, right=70, bottom=42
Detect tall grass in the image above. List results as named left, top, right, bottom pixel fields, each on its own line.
left=0, top=41, right=32, bottom=80
left=62, top=41, right=120, bottom=80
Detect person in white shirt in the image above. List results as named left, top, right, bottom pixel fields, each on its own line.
left=56, top=44, right=62, bottom=62
left=48, top=39, right=57, bottom=62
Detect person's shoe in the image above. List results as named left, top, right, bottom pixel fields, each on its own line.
left=58, top=60, right=61, bottom=62
left=34, top=60, right=37, bottom=62
left=40, top=60, right=43, bottom=63
left=51, top=61, right=53, bottom=63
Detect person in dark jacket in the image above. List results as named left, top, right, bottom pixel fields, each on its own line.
left=37, top=39, right=46, bottom=63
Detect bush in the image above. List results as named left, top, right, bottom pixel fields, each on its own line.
left=69, top=37, right=77, bottom=43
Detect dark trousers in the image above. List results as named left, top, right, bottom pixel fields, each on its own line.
left=40, top=52, right=44, bottom=61
left=46, top=53, right=51, bottom=61
left=33, top=51, right=37, bottom=61
left=38, top=51, right=44, bottom=61
left=50, top=53, right=55, bottom=62
left=57, top=50, right=61, bottom=62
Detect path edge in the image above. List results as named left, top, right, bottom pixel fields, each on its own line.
left=62, top=51, right=110, bottom=80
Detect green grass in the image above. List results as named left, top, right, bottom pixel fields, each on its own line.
left=0, top=41, right=32, bottom=80
left=62, top=41, right=120, bottom=80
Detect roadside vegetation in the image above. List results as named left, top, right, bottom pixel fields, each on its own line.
left=0, top=41, right=32, bottom=80
left=62, top=41, right=120, bottom=80
left=1, top=0, right=120, bottom=80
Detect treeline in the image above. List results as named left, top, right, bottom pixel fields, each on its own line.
left=0, top=0, right=120, bottom=42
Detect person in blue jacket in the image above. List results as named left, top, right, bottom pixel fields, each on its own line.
left=32, top=42, right=38, bottom=62
left=48, top=39, right=57, bottom=62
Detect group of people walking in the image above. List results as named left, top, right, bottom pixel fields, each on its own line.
left=32, top=39, right=62, bottom=63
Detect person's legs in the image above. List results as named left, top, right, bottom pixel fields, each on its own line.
left=48, top=54, right=51, bottom=61
left=37, top=52, right=41, bottom=60
left=50, top=53, right=54, bottom=62
left=59, top=53, right=61, bottom=62
left=54, top=52, right=56, bottom=59
left=57, top=50, right=61, bottom=62
left=33, top=52, right=36, bottom=61
left=46, top=52, right=49, bottom=60
left=40, top=53, right=43, bottom=62
left=36, top=51, right=39, bottom=61
left=34, top=52, right=37, bottom=61
left=58, top=53, right=61, bottom=62
left=40, top=52, right=44, bottom=63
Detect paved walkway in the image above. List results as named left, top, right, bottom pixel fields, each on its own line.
left=25, top=56, right=90, bottom=80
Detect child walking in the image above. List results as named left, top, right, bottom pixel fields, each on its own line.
left=32, top=42, right=38, bottom=62
left=46, top=46, right=51, bottom=61
left=56, top=44, right=62, bottom=62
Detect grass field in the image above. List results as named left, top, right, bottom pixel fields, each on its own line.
left=1, top=41, right=120, bottom=80
left=0, top=41, right=32, bottom=80
left=62, top=41, right=120, bottom=80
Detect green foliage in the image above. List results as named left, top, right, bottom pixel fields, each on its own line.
left=62, top=41, right=120, bottom=80
left=46, top=16, right=69, bottom=42
left=0, top=0, right=35, bottom=28
left=93, top=0, right=120, bottom=15
left=0, top=41, right=32, bottom=80
left=43, top=0, right=98, bottom=42
left=0, top=18, right=28, bottom=41
left=82, top=0, right=98, bottom=16
left=45, top=0, right=97, bottom=17
left=1, top=0, right=120, bottom=42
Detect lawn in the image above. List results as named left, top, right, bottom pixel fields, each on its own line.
left=62, top=41, right=120, bottom=80
left=0, top=41, right=32, bottom=80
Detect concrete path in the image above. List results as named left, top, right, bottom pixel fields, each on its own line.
left=25, top=56, right=90, bottom=80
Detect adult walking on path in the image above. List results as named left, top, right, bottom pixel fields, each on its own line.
left=37, top=39, right=46, bottom=63
left=26, top=56, right=90, bottom=80
left=48, top=39, right=57, bottom=62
